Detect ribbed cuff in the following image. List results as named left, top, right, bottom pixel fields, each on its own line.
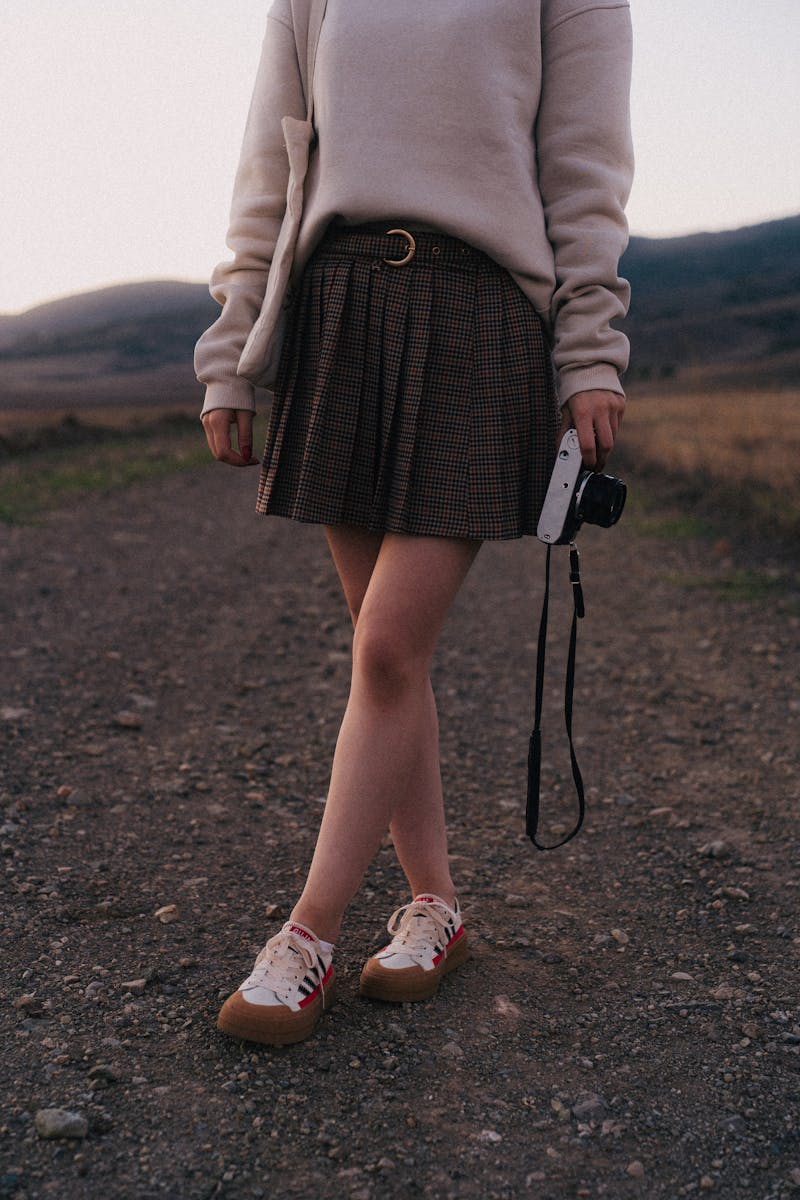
left=557, top=364, right=626, bottom=410
left=199, top=379, right=257, bottom=417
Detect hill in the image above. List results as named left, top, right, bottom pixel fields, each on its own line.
left=621, top=214, right=800, bottom=389
left=0, top=215, right=798, bottom=413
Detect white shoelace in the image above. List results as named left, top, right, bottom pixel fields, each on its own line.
left=245, top=927, right=326, bottom=1006
left=385, top=900, right=454, bottom=965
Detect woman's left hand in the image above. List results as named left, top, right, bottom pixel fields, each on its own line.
left=558, top=389, right=626, bottom=473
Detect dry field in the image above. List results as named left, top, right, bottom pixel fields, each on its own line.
left=618, top=386, right=800, bottom=543
left=622, top=386, right=799, bottom=491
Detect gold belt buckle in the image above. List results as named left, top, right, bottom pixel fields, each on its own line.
left=383, top=227, right=416, bottom=266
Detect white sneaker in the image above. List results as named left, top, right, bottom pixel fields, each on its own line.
left=217, top=921, right=335, bottom=1045
left=359, top=894, right=468, bottom=1002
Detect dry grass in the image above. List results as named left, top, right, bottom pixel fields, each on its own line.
left=621, top=386, right=800, bottom=491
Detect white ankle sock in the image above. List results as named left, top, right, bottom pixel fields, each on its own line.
left=319, top=938, right=334, bottom=956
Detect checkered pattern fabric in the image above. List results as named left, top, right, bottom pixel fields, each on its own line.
left=255, top=224, right=559, bottom=540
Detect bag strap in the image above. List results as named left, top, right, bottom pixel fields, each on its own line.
left=526, top=544, right=586, bottom=850
left=305, top=0, right=329, bottom=126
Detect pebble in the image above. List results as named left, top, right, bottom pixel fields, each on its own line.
left=1, top=706, right=30, bottom=721
left=710, top=984, right=743, bottom=1001
left=439, top=1042, right=464, bottom=1059
left=671, top=972, right=695, bottom=981
left=112, top=711, right=143, bottom=730
left=154, top=904, right=179, bottom=924
left=88, top=1064, right=121, bottom=1083
left=477, top=1130, right=502, bottom=1143
left=713, top=886, right=750, bottom=901
left=493, top=995, right=522, bottom=1019
left=700, top=1175, right=715, bottom=1190
left=699, top=840, right=730, bottom=858
left=35, top=1108, right=88, bottom=1139
left=626, top=1160, right=645, bottom=1180
left=121, top=979, right=148, bottom=993
left=571, top=1093, right=607, bottom=1122
left=610, top=928, right=630, bottom=946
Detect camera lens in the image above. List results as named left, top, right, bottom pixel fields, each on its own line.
left=576, top=472, right=627, bottom=528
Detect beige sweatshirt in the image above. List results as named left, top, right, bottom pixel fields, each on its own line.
left=195, top=0, right=634, bottom=415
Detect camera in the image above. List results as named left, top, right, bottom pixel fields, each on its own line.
left=537, top=428, right=627, bottom=545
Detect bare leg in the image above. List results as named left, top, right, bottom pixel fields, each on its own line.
left=290, top=528, right=480, bottom=942
left=321, top=527, right=453, bottom=903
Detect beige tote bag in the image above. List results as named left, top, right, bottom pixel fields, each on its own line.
left=237, top=0, right=329, bottom=388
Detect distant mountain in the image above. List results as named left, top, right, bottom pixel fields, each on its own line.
left=620, top=214, right=800, bottom=388
left=1, top=215, right=798, bottom=412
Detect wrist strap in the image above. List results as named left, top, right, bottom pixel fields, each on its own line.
left=526, top=544, right=586, bottom=850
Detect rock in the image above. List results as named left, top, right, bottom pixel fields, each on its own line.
left=264, top=903, right=284, bottom=920
left=12, top=993, right=42, bottom=1014
left=671, top=972, right=695, bottom=981
left=700, top=1175, right=715, bottom=1190
left=112, top=711, right=143, bottom=730
left=719, top=1114, right=746, bottom=1134
left=88, top=1064, right=121, bottom=1083
left=493, top=995, right=522, bottom=1019
left=610, top=928, right=630, bottom=946
left=1, top=706, right=30, bottom=721
left=626, top=1160, right=645, bottom=1180
left=699, top=840, right=730, bottom=858
left=477, top=1130, right=502, bottom=1143
left=438, top=1042, right=464, bottom=1059
left=571, top=1093, right=608, bottom=1122
left=35, top=1108, right=88, bottom=1139
left=713, top=886, right=750, bottom=901
left=710, top=984, right=743, bottom=1001
left=504, top=893, right=528, bottom=907
left=120, top=979, right=148, bottom=993
left=153, top=904, right=179, bottom=924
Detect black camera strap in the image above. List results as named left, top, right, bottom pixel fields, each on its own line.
left=526, top=543, right=586, bottom=850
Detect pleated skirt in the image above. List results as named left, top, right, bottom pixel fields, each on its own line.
left=255, top=223, right=559, bottom=540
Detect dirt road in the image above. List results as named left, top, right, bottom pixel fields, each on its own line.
left=1, top=459, right=798, bottom=1199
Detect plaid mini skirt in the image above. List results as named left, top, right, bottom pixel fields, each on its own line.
left=255, top=223, right=559, bottom=539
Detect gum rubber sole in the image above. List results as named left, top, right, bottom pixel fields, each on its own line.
left=358, top=933, right=469, bottom=1003
left=217, top=976, right=336, bottom=1046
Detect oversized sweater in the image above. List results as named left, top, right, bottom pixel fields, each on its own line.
left=195, top=0, right=634, bottom=415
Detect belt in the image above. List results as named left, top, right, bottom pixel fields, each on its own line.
left=321, top=222, right=493, bottom=270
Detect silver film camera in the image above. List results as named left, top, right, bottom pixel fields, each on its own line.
left=537, top=428, right=627, bottom=545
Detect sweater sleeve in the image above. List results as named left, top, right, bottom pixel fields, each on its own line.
left=535, top=1, right=634, bottom=406
left=194, top=6, right=306, bottom=415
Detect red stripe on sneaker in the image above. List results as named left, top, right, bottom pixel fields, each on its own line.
left=432, top=923, right=464, bottom=967
left=298, top=962, right=334, bottom=1009
left=288, top=923, right=315, bottom=942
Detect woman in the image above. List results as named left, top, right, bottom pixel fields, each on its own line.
left=196, top=0, right=633, bottom=1046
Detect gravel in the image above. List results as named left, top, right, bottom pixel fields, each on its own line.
left=1, top=462, right=799, bottom=1199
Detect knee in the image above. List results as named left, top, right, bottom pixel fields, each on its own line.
left=352, top=621, right=426, bottom=703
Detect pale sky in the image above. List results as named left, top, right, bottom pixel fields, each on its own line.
left=1, top=0, right=798, bottom=314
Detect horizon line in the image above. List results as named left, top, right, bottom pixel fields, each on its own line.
left=2, top=210, right=798, bottom=319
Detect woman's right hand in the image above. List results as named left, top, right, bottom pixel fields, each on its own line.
left=201, top=408, right=260, bottom=467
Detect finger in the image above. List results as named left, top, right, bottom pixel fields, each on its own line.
left=204, top=411, right=248, bottom=466
left=201, top=415, right=220, bottom=459
left=594, top=414, right=615, bottom=473
left=574, top=412, right=598, bottom=470
left=236, top=410, right=259, bottom=465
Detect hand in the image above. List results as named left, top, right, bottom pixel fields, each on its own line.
left=201, top=408, right=260, bottom=467
left=558, top=389, right=625, bottom=473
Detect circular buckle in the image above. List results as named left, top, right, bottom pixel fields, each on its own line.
left=383, top=228, right=416, bottom=266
